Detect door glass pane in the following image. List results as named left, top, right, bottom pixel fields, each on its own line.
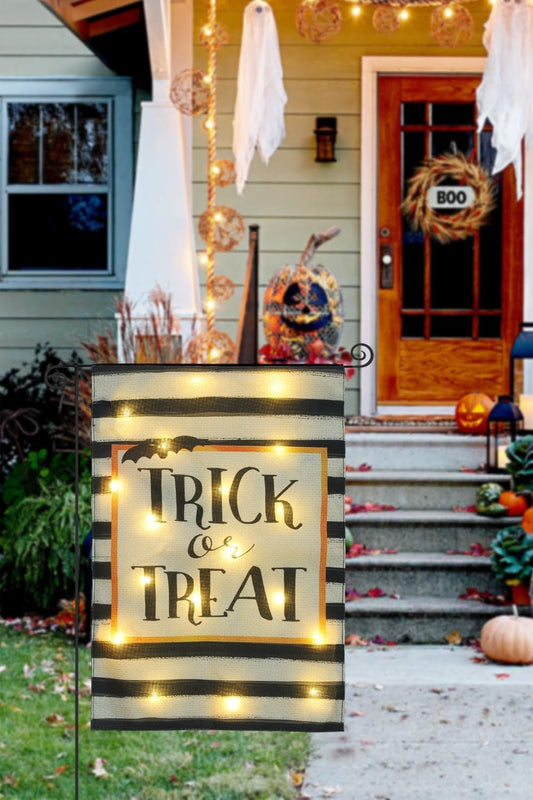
left=402, top=102, right=425, bottom=125
left=430, top=239, right=473, bottom=309
left=479, top=176, right=502, bottom=310
left=479, top=316, right=501, bottom=338
left=9, top=194, right=107, bottom=271
left=431, top=316, right=472, bottom=337
left=402, top=131, right=426, bottom=193
left=402, top=315, right=425, bottom=338
left=403, top=238, right=425, bottom=308
left=431, top=103, right=475, bottom=126
left=431, top=130, right=474, bottom=158
left=8, top=103, right=40, bottom=184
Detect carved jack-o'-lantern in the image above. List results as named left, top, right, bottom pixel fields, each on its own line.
left=263, top=263, right=344, bottom=358
left=455, top=391, right=495, bottom=435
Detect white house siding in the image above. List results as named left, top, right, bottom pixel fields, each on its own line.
left=192, top=0, right=490, bottom=414
left=0, top=0, right=117, bottom=374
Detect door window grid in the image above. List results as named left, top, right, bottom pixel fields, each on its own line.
left=401, top=100, right=502, bottom=340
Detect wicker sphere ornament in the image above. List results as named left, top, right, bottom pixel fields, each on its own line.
left=198, top=205, right=245, bottom=252
left=169, top=69, right=210, bottom=116
left=372, top=5, right=401, bottom=34
left=199, top=21, right=229, bottom=49
left=430, top=3, right=474, bottom=48
left=185, top=330, right=235, bottom=364
left=296, top=0, right=343, bottom=44
left=263, top=263, right=344, bottom=359
left=211, top=159, right=236, bottom=187
left=212, top=274, right=235, bottom=301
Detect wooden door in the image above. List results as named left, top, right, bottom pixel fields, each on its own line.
left=377, top=75, right=523, bottom=405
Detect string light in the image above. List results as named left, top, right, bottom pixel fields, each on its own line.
left=225, top=696, right=241, bottom=712
left=351, top=3, right=362, bottom=16
left=312, top=631, right=325, bottom=645
left=443, top=5, right=454, bottom=17
left=399, top=8, right=409, bottom=20
left=109, top=479, right=121, bottom=493
left=112, top=633, right=124, bottom=646
left=272, top=591, right=285, bottom=606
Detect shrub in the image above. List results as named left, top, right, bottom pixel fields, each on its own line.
left=0, top=449, right=91, bottom=614
left=0, top=344, right=80, bottom=481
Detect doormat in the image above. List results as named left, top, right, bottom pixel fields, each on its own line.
left=346, top=415, right=458, bottom=434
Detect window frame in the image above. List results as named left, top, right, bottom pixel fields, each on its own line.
left=0, top=77, right=132, bottom=290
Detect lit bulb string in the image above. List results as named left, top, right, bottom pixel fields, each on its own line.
left=205, top=0, right=218, bottom=341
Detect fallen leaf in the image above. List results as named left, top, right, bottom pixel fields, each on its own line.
left=360, top=739, right=374, bottom=746
left=430, top=688, right=443, bottom=694
left=345, top=633, right=369, bottom=646
left=513, top=747, right=530, bottom=754
left=367, top=587, right=386, bottom=598
left=382, top=704, right=407, bottom=713
left=92, top=757, right=109, bottom=778
left=445, top=630, right=462, bottom=646
left=321, top=786, right=343, bottom=797
left=348, top=709, right=367, bottom=717
left=29, top=683, right=47, bottom=694
left=0, top=665, right=6, bottom=674
left=495, top=673, right=510, bottom=680
left=45, top=713, right=66, bottom=725
left=23, top=663, right=36, bottom=679
left=2, top=773, right=19, bottom=787
left=291, top=770, right=305, bottom=787
left=10, top=706, right=23, bottom=713
left=373, top=684, right=383, bottom=691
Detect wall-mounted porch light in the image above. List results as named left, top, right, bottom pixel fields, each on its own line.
left=314, top=117, right=337, bottom=163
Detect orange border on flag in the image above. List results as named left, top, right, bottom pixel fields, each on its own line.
left=109, top=444, right=331, bottom=646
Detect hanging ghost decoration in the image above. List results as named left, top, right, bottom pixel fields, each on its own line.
left=233, top=0, right=287, bottom=194
left=477, top=0, right=533, bottom=200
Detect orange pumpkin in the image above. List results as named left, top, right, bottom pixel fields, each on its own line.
left=480, top=606, right=533, bottom=664
left=499, top=491, right=528, bottom=517
left=455, top=391, right=494, bottom=435
left=522, top=506, right=533, bottom=533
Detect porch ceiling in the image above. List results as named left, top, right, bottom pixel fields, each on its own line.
left=39, top=0, right=150, bottom=83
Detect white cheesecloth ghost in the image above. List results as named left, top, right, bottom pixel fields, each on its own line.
left=477, top=0, right=533, bottom=199
left=233, top=0, right=287, bottom=195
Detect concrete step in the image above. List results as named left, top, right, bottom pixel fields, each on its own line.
left=346, top=470, right=511, bottom=511
left=346, top=552, right=501, bottom=598
left=345, top=597, right=530, bottom=644
left=346, top=509, right=519, bottom=552
left=346, top=432, right=487, bottom=472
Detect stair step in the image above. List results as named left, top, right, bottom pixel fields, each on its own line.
left=346, top=432, right=487, bottom=471
left=345, top=597, right=529, bottom=644
left=346, top=470, right=510, bottom=510
left=346, top=552, right=500, bottom=598
left=346, top=510, right=519, bottom=553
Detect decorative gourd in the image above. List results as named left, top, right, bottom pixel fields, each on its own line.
left=480, top=605, right=533, bottom=665
left=475, top=482, right=507, bottom=517
left=263, top=263, right=344, bottom=359
left=498, top=491, right=528, bottom=517
left=455, top=391, right=494, bottom=435
left=522, top=507, right=533, bottom=534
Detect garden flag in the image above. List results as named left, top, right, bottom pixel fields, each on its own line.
left=91, top=365, right=345, bottom=731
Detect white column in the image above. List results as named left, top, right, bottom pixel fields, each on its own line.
left=122, top=0, right=201, bottom=350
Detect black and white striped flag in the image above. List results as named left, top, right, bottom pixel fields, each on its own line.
left=91, top=365, right=345, bottom=731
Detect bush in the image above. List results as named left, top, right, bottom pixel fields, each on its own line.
left=0, top=344, right=81, bottom=481
left=0, top=449, right=91, bottom=614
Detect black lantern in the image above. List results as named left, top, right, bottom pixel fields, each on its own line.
left=510, top=322, right=533, bottom=403
left=314, top=117, right=337, bottom=163
left=486, top=395, right=524, bottom=473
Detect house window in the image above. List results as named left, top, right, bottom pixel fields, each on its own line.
left=0, top=79, right=132, bottom=289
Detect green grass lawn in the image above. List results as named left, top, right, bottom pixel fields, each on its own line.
left=0, top=625, right=310, bottom=799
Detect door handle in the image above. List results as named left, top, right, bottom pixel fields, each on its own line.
left=380, top=243, right=393, bottom=289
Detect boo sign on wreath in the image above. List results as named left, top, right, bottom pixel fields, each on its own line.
left=91, top=365, right=345, bottom=731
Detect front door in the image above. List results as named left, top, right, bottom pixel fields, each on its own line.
left=377, top=75, right=523, bottom=405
